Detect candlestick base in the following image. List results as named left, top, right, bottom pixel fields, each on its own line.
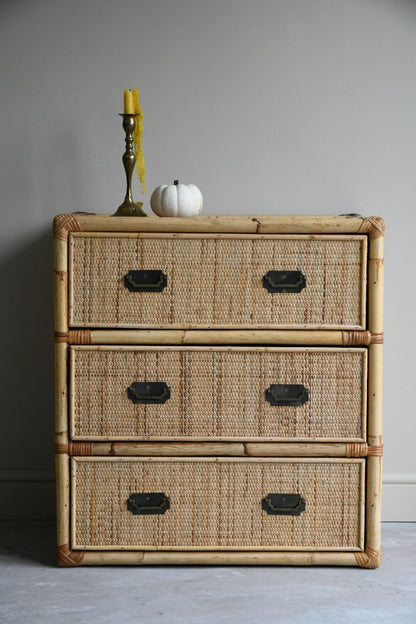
left=114, top=200, right=146, bottom=217
left=113, top=113, right=147, bottom=217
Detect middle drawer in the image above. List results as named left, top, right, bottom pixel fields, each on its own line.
left=70, top=346, right=367, bottom=442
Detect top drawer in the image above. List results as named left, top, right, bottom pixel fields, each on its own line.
left=69, top=233, right=367, bottom=329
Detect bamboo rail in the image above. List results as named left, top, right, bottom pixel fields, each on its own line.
left=56, top=441, right=383, bottom=458
left=58, top=548, right=370, bottom=567
left=78, top=550, right=360, bottom=566
left=54, top=328, right=383, bottom=346
left=55, top=213, right=384, bottom=238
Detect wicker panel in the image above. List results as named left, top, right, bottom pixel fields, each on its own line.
left=69, top=235, right=365, bottom=328
left=70, top=347, right=366, bottom=441
left=72, top=458, right=364, bottom=550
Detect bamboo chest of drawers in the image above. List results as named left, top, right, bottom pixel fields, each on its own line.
left=54, top=214, right=384, bottom=567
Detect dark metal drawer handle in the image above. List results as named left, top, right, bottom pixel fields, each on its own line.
left=265, top=384, right=309, bottom=406
left=124, top=270, right=167, bottom=292
left=263, top=270, right=306, bottom=293
left=262, top=493, right=306, bottom=516
left=127, top=381, right=171, bottom=404
left=127, top=493, right=170, bottom=515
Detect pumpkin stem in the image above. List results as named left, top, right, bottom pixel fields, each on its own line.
left=174, top=180, right=179, bottom=185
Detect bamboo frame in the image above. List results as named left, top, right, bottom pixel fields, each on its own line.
left=54, top=213, right=384, bottom=567
left=59, top=213, right=384, bottom=237
left=360, top=232, right=384, bottom=568
left=54, top=236, right=67, bottom=334
left=55, top=453, right=70, bottom=549
left=54, top=343, right=68, bottom=450
left=54, top=220, right=72, bottom=565
left=54, top=221, right=69, bottom=450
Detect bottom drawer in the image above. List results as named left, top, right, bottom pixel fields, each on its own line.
left=71, top=457, right=365, bottom=551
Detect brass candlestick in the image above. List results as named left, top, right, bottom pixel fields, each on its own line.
left=113, top=113, right=147, bottom=217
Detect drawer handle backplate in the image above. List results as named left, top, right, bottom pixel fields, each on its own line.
left=124, top=270, right=167, bottom=292
left=265, top=384, right=309, bottom=406
left=127, top=381, right=171, bottom=404
left=127, top=493, right=170, bottom=515
left=262, top=493, right=306, bottom=516
left=263, top=270, right=306, bottom=293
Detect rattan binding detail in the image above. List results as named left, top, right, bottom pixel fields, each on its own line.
left=354, top=546, right=382, bottom=569
left=70, top=442, right=93, bottom=456
left=367, top=444, right=384, bottom=457
left=55, top=442, right=69, bottom=454
left=345, top=443, right=383, bottom=457
left=370, top=332, right=384, bottom=344
left=54, top=330, right=93, bottom=344
left=57, top=544, right=84, bottom=567
left=342, top=331, right=371, bottom=346
left=68, top=330, right=93, bottom=345
left=358, top=217, right=385, bottom=240
left=54, top=331, right=69, bottom=343
left=53, top=214, right=82, bottom=241
left=55, top=442, right=94, bottom=455
left=346, top=443, right=368, bottom=458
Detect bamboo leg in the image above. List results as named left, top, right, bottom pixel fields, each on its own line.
left=364, top=343, right=383, bottom=565
left=357, top=231, right=384, bottom=568
left=55, top=453, right=70, bottom=548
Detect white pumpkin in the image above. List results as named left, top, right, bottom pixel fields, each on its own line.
left=150, top=180, right=203, bottom=217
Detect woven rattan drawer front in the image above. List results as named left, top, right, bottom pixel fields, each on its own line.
left=70, top=346, right=367, bottom=441
left=71, top=457, right=365, bottom=550
left=69, top=233, right=367, bottom=329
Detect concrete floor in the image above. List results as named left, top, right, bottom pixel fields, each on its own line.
left=0, top=522, right=415, bottom=624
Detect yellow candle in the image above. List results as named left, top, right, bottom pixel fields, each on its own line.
left=123, top=89, right=134, bottom=113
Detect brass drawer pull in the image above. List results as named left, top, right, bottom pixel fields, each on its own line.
left=265, top=384, right=309, bottom=406
left=127, top=493, right=170, bottom=515
left=124, top=270, right=167, bottom=292
left=262, top=493, right=306, bottom=516
left=127, top=381, right=171, bottom=404
left=263, top=270, right=306, bottom=293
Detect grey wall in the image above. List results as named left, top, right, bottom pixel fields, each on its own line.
left=1, top=0, right=415, bottom=520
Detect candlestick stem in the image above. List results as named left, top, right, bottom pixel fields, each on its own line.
left=113, top=113, right=147, bottom=217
